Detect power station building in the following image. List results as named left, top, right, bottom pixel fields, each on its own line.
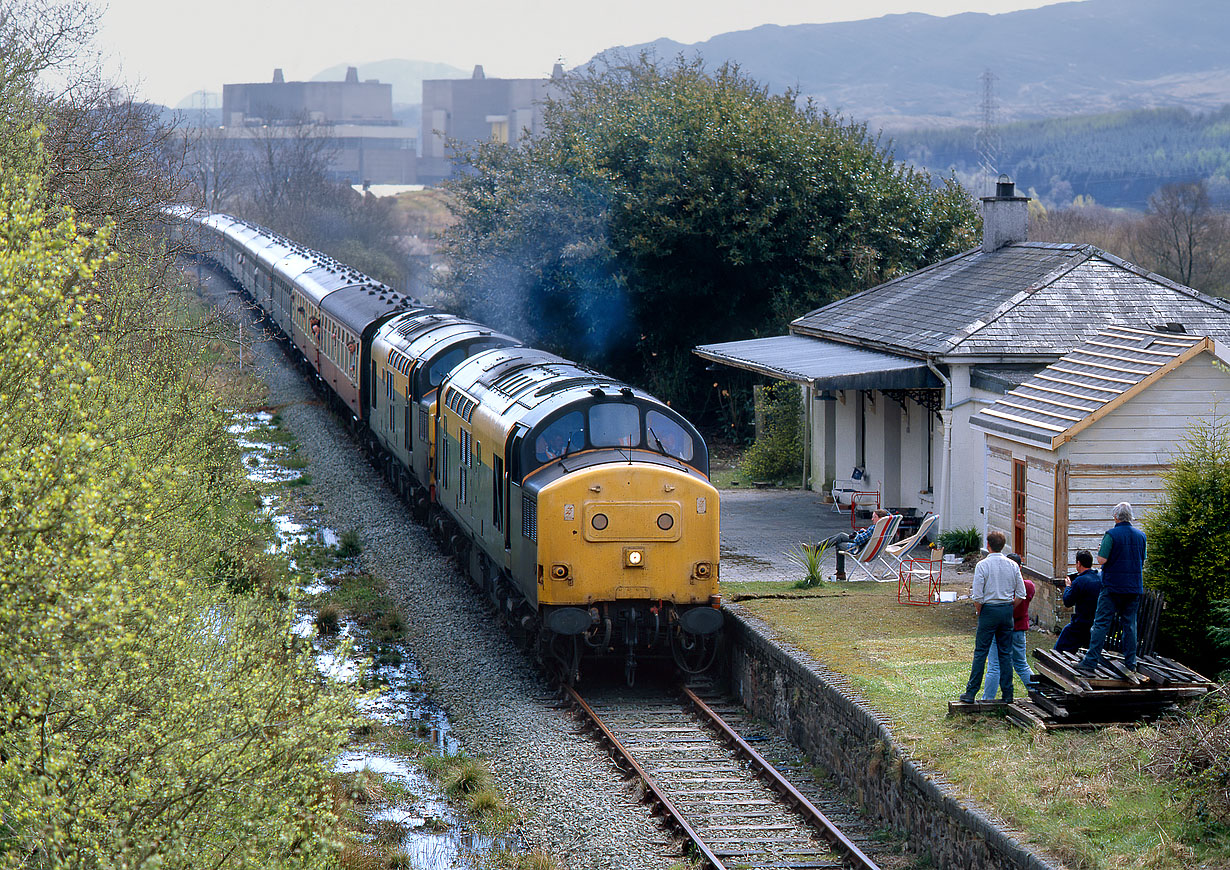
left=220, top=68, right=416, bottom=184
left=418, top=63, right=563, bottom=184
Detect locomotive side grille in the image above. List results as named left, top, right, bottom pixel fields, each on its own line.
left=419, top=408, right=429, bottom=441
left=522, top=495, right=537, bottom=541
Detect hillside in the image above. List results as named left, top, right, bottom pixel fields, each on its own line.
left=592, top=0, right=1230, bottom=130
left=889, top=105, right=1230, bottom=209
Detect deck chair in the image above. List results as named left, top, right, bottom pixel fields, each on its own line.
left=874, top=513, right=940, bottom=578
left=844, top=513, right=902, bottom=581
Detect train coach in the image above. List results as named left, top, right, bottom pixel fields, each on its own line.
left=176, top=209, right=723, bottom=683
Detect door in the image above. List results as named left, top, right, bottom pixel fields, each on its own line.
left=1012, top=458, right=1027, bottom=557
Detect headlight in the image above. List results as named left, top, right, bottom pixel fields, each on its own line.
left=624, top=548, right=644, bottom=568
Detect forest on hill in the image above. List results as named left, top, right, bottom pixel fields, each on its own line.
left=890, top=105, right=1230, bottom=210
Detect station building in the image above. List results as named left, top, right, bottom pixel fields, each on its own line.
left=696, top=178, right=1230, bottom=582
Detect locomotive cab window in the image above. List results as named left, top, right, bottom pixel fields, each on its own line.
left=589, top=403, right=640, bottom=448
left=645, top=410, right=693, bottom=461
left=534, top=411, right=584, bottom=462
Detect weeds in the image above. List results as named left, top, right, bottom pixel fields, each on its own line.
left=338, top=528, right=363, bottom=558
left=1146, top=683, right=1230, bottom=826
left=315, top=602, right=342, bottom=636
left=786, top=541, right=829, bottom=588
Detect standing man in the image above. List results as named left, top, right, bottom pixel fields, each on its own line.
left=1075, top=502, right=1147, bottom=680
left=1054, top=550, right=1102, bottom=652
left=960, top=530, right=1027, bottom=704
left=982, top=553, right=1035, bottom=699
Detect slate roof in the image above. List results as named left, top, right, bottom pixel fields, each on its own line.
left=968, top=326, right=1227, bottom=449
left=790, top=243, right=1230, bottom=360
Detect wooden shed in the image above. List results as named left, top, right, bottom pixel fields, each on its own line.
left=969, top=326, right=1230, bottom=587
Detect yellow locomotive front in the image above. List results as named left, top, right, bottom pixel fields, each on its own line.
left=512, top=396, right=722, bottom=681
left=536, top=461, right=719, bottom=613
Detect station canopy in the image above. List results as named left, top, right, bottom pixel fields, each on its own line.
left=693, top=334, right=940, bottom=391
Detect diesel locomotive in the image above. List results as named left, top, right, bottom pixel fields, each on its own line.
left=178, top=211, right=723, bottom=682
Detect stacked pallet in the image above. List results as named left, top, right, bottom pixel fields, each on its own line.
left=1005, top=649, right=1217, bottom=731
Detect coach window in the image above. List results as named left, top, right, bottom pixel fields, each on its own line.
left=589, top=403, right=640, bottom=449
left=645, top=410, right=693, bottom=461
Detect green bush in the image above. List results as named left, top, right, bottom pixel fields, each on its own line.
left=937, top=526, right=982, bottom=556
left=1144, top=412, right=1230, bottom=662
left=739, top=382, right=803, bottom=482
left=1210, top=600, right=1230, bottom=679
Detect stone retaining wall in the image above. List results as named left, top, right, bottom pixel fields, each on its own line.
left=723, top=605, right=1058, bottom=870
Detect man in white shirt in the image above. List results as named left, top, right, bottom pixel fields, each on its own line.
left=959, top=530, right=1027, bottom=704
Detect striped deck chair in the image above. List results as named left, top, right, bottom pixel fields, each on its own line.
left=874, top=513, right=940, bottom=578
left=845, top=514, right=902, bottom=581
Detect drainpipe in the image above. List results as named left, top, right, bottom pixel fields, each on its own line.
left=926, top=359, right=952, bottom=531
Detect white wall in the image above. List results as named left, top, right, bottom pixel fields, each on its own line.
left=808, top=388, right=939, bottom=518
left=1065, top=352, right=1230, bottom=555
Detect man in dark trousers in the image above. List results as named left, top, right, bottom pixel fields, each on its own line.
left=1055, top=550, right=1102, bottom=652
left=1075, top=502, right=1147, bottom=681
left=959, top=530, right=1026, bottom=704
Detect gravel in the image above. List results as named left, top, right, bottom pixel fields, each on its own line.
left=205, top=271, right=680, bottom=870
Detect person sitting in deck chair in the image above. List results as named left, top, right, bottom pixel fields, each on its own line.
left=818, top=509, right=889, bottom=552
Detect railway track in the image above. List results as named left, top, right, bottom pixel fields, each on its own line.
left=565, top=680, right=885, bottom=870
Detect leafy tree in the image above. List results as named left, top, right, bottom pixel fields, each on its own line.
left=1144, top=411, right=1230, bottom=664
left=739, top=382, right=803, bottom=483
left=441, top=56, right=978, bottom=412
left=0, top=8, right=358, bottom=864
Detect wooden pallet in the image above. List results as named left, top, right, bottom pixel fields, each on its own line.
left=1000, top=648, right=1216, bottom=731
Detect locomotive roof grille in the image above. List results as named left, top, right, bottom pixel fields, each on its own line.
left=533, top=377, right=612, bottom=397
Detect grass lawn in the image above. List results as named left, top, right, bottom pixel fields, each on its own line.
left=725, top=578, right=1230, bottom=869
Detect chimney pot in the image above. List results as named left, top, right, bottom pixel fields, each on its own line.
left=273, top=68, right=284, bottom=84
left=980, top=174, right=1030, bottom=253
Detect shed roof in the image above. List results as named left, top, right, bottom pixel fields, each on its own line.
left=692, top=334, right=940, bottom=391
left=790, top=243, right=1230, bottom=359
left=968, top=326, right=1230, bottom=449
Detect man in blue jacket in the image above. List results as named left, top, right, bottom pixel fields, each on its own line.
left=1054, top=550, right=1101, bottom=652
left=1075, top=502, right=1147, bottom=680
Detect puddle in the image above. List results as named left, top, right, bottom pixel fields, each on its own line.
left=229, top=408, right=520, bottom=868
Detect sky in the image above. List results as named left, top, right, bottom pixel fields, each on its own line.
left=96, top=0, right=1059, bottom=108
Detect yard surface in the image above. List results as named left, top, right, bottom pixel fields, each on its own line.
left=725, top=577, right=1230, bottom=869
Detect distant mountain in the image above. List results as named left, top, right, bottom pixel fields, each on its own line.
left=591, top=0, right=1230, bottom=130
left=310, top=59, right=469, bottom=106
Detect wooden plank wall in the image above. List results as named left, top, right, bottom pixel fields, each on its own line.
left=1061, top=354, right=1225, bottom=563
left=1065, top=465, right=1168, bottom=560
left=985, top=442, right=1012, bottom=548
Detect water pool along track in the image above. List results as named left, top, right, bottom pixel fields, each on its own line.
left=564, top=682, right=884, bottom=870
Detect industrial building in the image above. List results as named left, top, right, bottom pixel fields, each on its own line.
left=418, top=63, right=563, bottom=184
left=219, top=67, right=416, bottom=184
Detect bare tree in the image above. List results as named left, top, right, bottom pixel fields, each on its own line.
left=184, top=122, right=245, bottom=213
left=241, top=117, right=338, bottom=240
left=1134, top=180, right=1230, bottom=294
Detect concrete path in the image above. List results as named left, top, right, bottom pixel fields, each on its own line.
left=718, top=487, right=859, bottom=584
